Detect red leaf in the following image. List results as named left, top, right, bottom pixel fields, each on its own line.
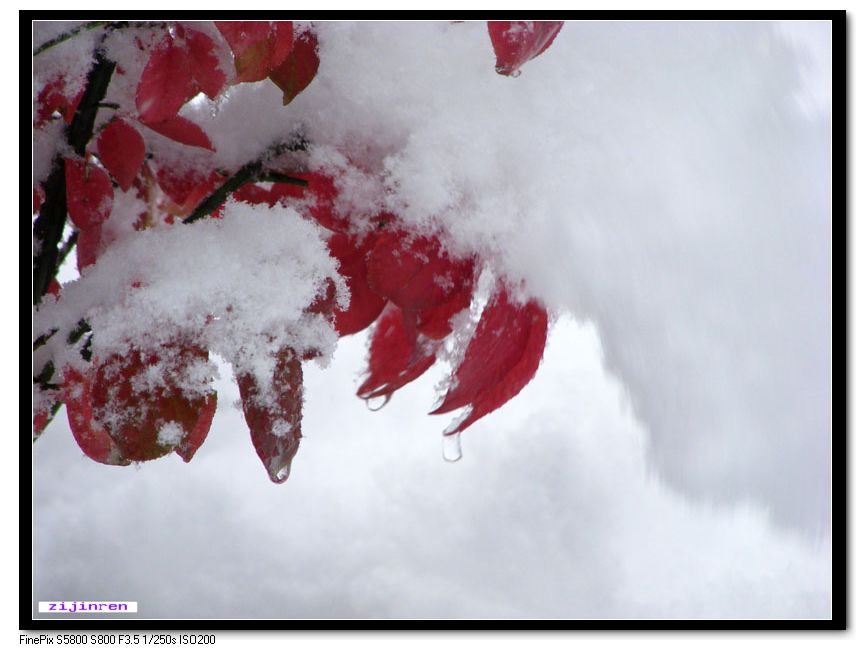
left=136, top=40, right=197, bottom=124
left=432, top=287, right=548, bottom=422
left=357, top=304, right=438, bottom=403
left=96, top=119, right=146, bottom=192
left=216, top=21, right=294, bottom=83
left=63, top=366, right=130, bottom=466
left=65, top=158, right=114, bottom=230
left=327, top=232, right=386, bottom=336
left=236, top=348, right=303, bottom=483
left=366, top=230, right=475, bottom=312
left=487, top=21, right=564, bottom=76
left=185, top=29, right=227, bottom=99
left=271, top=22, right=296, bottom=69
left=269, top=27, right=319, bottom=105
left=144, top=115, right=214, bottom=151
left=87, top=344, right=216, bottom=462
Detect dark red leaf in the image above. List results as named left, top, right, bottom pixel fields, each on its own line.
left=366, top=230, right=475, bottom=312
left=431, top=287, right=547, bottom=421
left=65, top=158, right=114, bottom=230
left=96, top=119, right=146, bottom=192
left=269, top=27, right=319, bottom=105
left=357, top=304, right=438, bottom=403
left=487, top=21, right=564, bottom=76
left=144, top=115, right=214, bottom=150
left=185, top=29, right=228, bottom=99
left=136, top=40, right=197, bottom=124
left=236, top=348, right=303, bottom=483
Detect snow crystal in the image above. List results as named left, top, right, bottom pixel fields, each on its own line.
left=156, top=422, right=184, bottom=447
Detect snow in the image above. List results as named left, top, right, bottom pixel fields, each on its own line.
left=35, top=201, right=343, bottom=391
left=33, top=20, right=831, bottom=539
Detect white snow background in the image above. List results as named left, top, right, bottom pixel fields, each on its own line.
left=31, top=20, right=832, bottom=619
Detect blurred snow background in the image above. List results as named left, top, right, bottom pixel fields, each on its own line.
left=31, top=20, right=832, bottom=619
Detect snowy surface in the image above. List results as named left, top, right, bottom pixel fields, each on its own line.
left=31, top=19, right=832, bottom=619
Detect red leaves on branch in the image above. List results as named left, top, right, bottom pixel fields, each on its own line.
left=35, top=20, right=557, bottom=484
left=431, top=287, right=548, bottom=435
left=96, top=119, right=146, bottom=191
left=236, top=348, right=304, bottom=484
left=216, top=21, right=295, bottom=83
left=64, top=158, right=113, bottom=230
left=487, top=21, right=564, bottom=76
left=64, top=344, right=216, bottom=464
left=269, top=28, right=320, bottom=106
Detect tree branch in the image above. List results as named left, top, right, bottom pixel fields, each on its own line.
left=182, top=140, right=309, bottom=225
left=33, top=50, right=115, bottom=304
left=33, top=21, right=169, bottom=57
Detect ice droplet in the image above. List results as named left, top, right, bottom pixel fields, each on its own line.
left=365, top=395, right=391, bottom=412
left=442, top=432, right=462, bottom=463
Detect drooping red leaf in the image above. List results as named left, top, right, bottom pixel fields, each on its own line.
left=327, top=232, right=386, bottom=336
left=62, top=366, right=130, bottom=466
left=96, top=119, right=146, bottom=192
left=236, top=347, right=303, bottom=483
left=87, top=344, right=216, bottom=462
left=431, top=287, right=548, bottom=420
left=487, top=21, right=564, bottom=76
left=136, top=40, right=197, bottom=124
left=65, top=158, right=114, bottom=230
left=366, top=230, right=475, bottom=313
left=439, top=299, right=548, bottom=436
left=357, top=304, right=438, bottom=403
left=144, top=115, right=214, bottom=151
left=216, top=21, right=294, bottom=83
left=185, top=29, right=228, bottom=99
left=268, top=27, right=319, bottom=105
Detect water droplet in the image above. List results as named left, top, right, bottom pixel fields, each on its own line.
left=442, top=432, right=462, bottom=463
left=365, top=394, right=391, bottom=412
left=270, top=462, right=292, bottom=484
